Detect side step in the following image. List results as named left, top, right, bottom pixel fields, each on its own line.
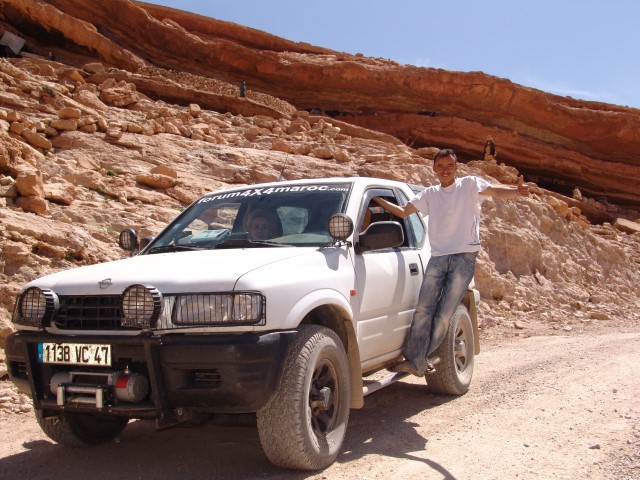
left=362, top=356, right=441, bottom=396
left=362, top=372, right=409, bottom=396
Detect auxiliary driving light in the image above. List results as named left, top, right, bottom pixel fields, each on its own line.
left=15, top=287, right=59, bottom=328
left=121, top=284, right=162, bottom=329
left=328, top=213, right=353, bottom=241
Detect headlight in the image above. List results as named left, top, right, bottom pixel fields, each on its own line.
left=121, top=284, right=163, bottom=329
left=173, top=292, right=264, bottom=326
left=14, top=287, right=59, bottom=328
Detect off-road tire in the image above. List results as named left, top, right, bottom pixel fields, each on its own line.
left=257, top=325, right=350, bottom=470
left=427, top=305, right=475, bottom=395
left=35, top=409, right=128, bottom=447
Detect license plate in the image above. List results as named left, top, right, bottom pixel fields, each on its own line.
left=38, top=343, right=112, bottom=366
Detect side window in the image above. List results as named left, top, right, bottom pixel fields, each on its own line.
left=397, top=190, right=426, bottom=248
left=359, top=188, right=411, bottom=248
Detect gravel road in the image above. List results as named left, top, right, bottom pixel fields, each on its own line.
left=1, top=328, right=638, bottom=480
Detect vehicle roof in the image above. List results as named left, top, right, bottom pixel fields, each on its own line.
left=202, top=176, right=414, bottom=196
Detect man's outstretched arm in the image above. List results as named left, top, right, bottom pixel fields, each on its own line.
left=372, top=197, right=418, bottom=218
left=484, top=175, right=530, bottom=200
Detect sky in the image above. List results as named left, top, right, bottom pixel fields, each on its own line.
left=146, top=1, right=639, bottom=109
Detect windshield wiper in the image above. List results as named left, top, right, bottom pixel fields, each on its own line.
left=214, top=238, right=288, bottom=249
left=146, top=245, right=205, bottom=254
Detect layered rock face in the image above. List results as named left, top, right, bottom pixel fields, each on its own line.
left=2, top=0, right=638, bottom=207
left=0, top=1, right=639, bottom=351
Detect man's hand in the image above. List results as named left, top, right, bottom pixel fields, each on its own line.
left=372, top=196, right=417, bottom=218
left=484, top=176, right=530, bottom=199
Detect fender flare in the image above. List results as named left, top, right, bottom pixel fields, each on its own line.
left=283, top=288, right=353, bottom=328
left=283, top=289, right=364, bottom=408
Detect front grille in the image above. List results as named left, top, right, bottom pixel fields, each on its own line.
left=11, top=361, right=28, bottom=380
left=194, top=369, right=221, bottom=388
left=17, top=361, right=28, bottom=377
left=54, top=295, right=123, bottom=330
left=50, top=294, right=265, bottom=331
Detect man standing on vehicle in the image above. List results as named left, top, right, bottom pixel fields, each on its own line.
left=373, top=148, right=529, bottom=376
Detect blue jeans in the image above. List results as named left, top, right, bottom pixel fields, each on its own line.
left=403, top=252, right=478, bottom=373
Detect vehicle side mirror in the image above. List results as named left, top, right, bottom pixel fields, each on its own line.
left=140, top=236, right=154, bottom=250
left=357, top=221, right=404, bottom=252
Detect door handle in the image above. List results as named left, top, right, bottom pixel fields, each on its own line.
left=409, top=263, right=419, bottom=276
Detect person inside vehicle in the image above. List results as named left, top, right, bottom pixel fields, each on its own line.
left=246, top=209, right=282, bottom=240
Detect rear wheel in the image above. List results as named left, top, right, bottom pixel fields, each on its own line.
left=257, top=325, right=350, bottom=470
left=427, top=305, right=475, bottom=395
left=35, top=409, right=128, bottom=446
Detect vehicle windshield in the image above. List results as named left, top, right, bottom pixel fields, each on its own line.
left=147, top=182, right=351, bottom=251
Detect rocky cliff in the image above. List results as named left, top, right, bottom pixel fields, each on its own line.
left=3, top=0, right=639, bottom=207
left=0, top=0, right=639, bottom=346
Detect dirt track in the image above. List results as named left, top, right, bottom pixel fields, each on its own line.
left=1, top=327, right=639, bottom=480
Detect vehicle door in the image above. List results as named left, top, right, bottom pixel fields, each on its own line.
left=353, top=187, right=429, bottom=367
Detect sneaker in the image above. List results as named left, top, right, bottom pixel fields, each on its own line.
left=425, top=356, right=441, bottom=374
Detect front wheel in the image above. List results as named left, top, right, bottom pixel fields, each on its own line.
left=35, top=409, right=128, bottom=447
left=257, top=325, right=350, bottom=470
left=427, top=305, right=475, bottom=395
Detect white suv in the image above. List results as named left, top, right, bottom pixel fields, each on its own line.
left=5, top=177, right=480, bottom=470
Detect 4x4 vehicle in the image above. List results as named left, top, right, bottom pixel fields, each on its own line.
left=5, top=177, right=480, bottom=470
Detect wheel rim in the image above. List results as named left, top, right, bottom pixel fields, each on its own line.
left=308, top=359, right=339, bottom=437
left=454, top=318, right=472, bottom=373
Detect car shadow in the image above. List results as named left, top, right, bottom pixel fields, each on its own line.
left=337, top=379, right=460, bottom=478
left=0, top=380, right=458, bottom=480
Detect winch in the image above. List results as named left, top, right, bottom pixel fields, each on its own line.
left=50, top=367, right=149, bottom=408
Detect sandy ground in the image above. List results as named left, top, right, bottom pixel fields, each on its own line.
left=0, top=324, right=639, bottom=480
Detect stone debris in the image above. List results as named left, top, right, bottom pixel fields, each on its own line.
left=0, top=384, right=32, bottom=414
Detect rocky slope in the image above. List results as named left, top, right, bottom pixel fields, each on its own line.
left=0, top=0, right=639, bottom=360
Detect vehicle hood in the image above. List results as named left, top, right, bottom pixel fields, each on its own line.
left=26, top=248, right=315, bottom=296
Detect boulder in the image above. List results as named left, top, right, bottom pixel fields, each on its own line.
left=21, top=129, right=53, bottom=150
left=15, top=195, right=49, bottom=215
left=83, top=62, right=106, bottom=74
left=16, top=171, right=44, bottom=197
left=50, top=118, right=78, bottom=131
left=100, top=81, right=139, bottom=107
left=136, top=173, right=178, bottom=189
left=44, top=178, right=77, bottom=205
left=614, top=218, right=640, bottom=235
left=58, top=107, right=82, bottom=119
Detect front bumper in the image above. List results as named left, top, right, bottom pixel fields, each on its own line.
left=5, top=330, right=292, bottom=421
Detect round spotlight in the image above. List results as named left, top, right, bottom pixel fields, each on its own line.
left=119, top=228, right=139, bottom=252
left=327, top=214, right=354, bottom=241
left=121, top=284, right=162, bottom=329
left=17, top=287, right=59, bottom=328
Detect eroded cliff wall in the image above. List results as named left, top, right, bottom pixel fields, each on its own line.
left=1, top=0, right=638, bottom=206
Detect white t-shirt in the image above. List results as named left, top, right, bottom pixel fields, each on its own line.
left=410, top=176, right=492, bottom=256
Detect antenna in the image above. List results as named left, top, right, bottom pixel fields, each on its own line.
left=277, top=152, right=289, bottom=181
